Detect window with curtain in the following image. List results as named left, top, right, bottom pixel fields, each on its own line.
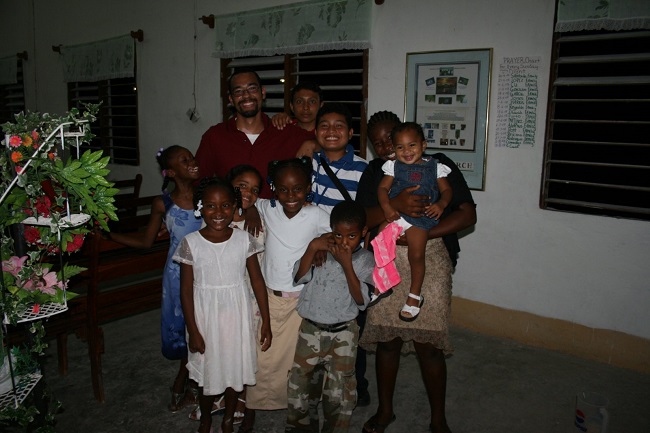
left=221, top=50, right=368, bottom=158
left=542, top=1, right=650, bottom=220
left=214, top=0, right=371, bottom=158
left=0, top=59, right=25, bottom=125
left=62, top=35, right=140, bottom=165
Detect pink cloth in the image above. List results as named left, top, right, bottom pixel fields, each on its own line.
left=371, top=222, right=404, bottom=293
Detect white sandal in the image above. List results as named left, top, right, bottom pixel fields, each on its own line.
left=399, top=293, right=424, bottom=322
left=189, top=394, right=225, bottom=421
left=234, top=397, right=246, bottom=424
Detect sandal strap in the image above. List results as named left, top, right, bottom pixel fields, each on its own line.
left=407, top=293, right=422, bottom=301
left=400, top=304, right=421, bottom=315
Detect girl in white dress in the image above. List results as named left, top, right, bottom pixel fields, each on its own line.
left=175, top=177, right=272, bottom=433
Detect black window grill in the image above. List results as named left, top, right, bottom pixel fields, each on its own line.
left=542, top=30, right=650, bottom=220
left=0, top=59, right=26, bottom=125
left=222, top=49, right=368, bottom=158
left=68, top=77, right=139, bottom=165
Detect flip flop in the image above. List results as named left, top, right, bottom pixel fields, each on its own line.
left=362, top=413, right=396, bottom=433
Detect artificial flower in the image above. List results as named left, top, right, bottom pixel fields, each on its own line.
left=65, top=233, right=85, bottom=253
left=33, top=196, right=52, bottom=217
left=23, top=226, right=42, bottom=244
left=9, top=135, right=22, bottom=147
left=2, top=255, right=28, bottom=277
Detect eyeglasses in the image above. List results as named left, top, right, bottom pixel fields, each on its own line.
left=231, top=84, right=260, bottom=98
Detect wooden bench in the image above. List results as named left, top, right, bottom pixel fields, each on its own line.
left=42, top=179, right=168, bottom=402
left=4, top=176, right=166, bottom=402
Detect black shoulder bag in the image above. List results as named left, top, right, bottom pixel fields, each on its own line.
left=320, top=158, right=353, bottom=202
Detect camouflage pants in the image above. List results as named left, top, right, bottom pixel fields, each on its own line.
left=285, top=318, right=359, bottom=433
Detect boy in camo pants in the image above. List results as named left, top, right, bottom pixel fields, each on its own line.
left=285, top=201, right=374, bottom=433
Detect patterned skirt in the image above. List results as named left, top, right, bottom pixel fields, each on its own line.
left=360, top=238, right=454, bottom=355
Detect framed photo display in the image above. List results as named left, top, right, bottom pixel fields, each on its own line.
left=405, top=48, right=492, bottom=190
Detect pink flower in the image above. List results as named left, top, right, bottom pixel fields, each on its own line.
left=21, top=269, right=61, bottom=295
left=2, top=255, right=28, bottom=277
left=9, top=135, right=22, bottom=147
left=16, top=166, right=24, bottom=174
left=40, top=269, right=62, bottom=294
left=31, top=130, right=39, bottom=141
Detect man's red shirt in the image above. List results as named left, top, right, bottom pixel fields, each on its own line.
left=196, top=114, right=311, bottom=198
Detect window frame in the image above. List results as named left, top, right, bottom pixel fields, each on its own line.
left=541, top=29, right=650, bottom=221
left=67, top=76, right=140, bottom=166
left=221, top=49, right=369, bottom=159
left=0, top=58, right=26, bottom=125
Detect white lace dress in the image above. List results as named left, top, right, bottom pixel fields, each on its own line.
left=173, top=229, right=264, bottom=395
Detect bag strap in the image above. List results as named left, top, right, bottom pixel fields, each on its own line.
left=320, top=158, right=353, bottom=202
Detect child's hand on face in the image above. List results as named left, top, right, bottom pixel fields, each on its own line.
left=188, top=331, right=206, bottom=354
left=424, top=202, right=445, bottom=220
left=329, top=243, right=352, bottom=265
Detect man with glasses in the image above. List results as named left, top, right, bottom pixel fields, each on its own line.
left=196, top=68, right=313, bottom=198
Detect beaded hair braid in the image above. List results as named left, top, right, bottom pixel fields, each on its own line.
left=266, top=157, right=313, bottom=207
left=193, top=176, right=237, bottom=215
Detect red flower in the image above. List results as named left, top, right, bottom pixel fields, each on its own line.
left=33, top=196, right=52, bottom=217
left=65, top=233, right=85, bottom=253
left=11, top=151, right=23, bottom=163
left=32, top=304, right=41, bottom=314
left=24, top=226, right=42, bottom=244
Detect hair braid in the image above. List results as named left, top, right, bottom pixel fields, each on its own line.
left=156, top=145, right=183, bottom=193
left=367, top=111, right=401, bottom=138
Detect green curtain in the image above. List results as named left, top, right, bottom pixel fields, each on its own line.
left=556, top=0, right=650, bottom=32
left=214, top=0, right=371, bottom=57
left=60, top=35, right=134, bottom=83
left=0, top=56, right=17, bottom=86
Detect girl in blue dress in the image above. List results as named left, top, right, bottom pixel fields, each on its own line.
left=109, top=145, right=202, bottom=412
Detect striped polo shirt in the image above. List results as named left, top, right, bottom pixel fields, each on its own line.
left=312, top=145, right=368, bottom=214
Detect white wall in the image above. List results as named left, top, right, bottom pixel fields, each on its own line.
left=2, top=0, right=649, bottom=339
